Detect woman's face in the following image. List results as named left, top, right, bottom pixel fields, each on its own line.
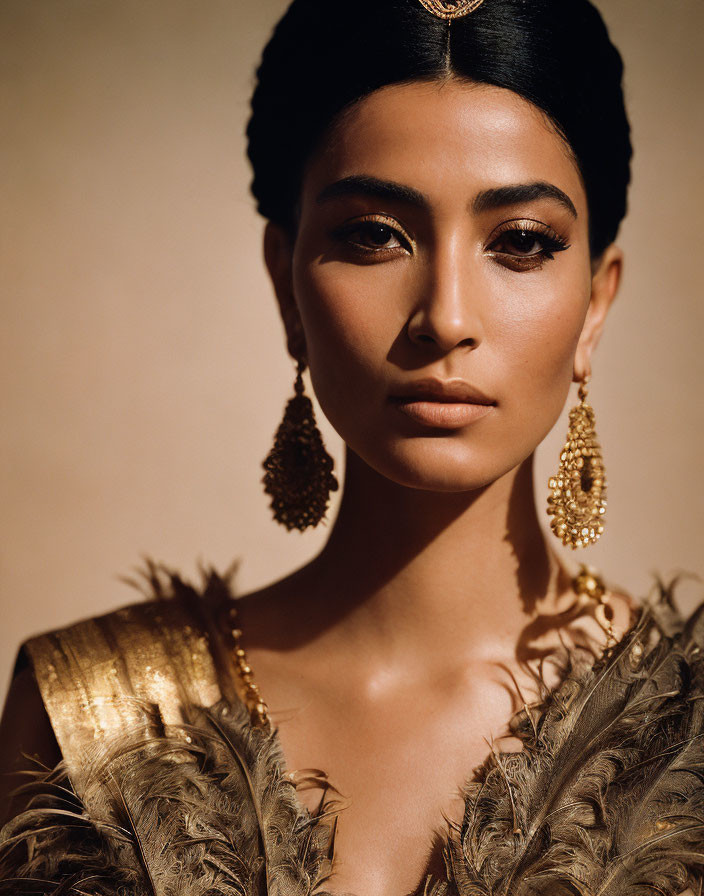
left=268, top=79, right=619, bottom=492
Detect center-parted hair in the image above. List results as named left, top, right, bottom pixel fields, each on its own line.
left=246, top=0, right=632, bottom=259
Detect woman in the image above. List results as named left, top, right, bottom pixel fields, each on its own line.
left=1, top=0, right=703, bottom=894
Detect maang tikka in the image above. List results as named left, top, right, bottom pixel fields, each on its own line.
left=547, top=375, right=607, bottom=549
left=262, top=360, right=338, bottom=531
left=417, top=0, right=486, bottom=20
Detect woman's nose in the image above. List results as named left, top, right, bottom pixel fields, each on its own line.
left=406, top=246, right=482, bottom=352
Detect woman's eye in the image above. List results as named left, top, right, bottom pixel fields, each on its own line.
left=493, top=230, right=545, bottom=256
left=334, top=219, right=411, bottom=254
left=487, top=224, right=570, bottom=268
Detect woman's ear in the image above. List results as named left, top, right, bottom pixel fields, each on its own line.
left=263, top=221, right=307, bottom=362
left=573, top=243, right=624, bottom=382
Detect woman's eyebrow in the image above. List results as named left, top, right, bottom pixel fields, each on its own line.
left=315, top=175, right=577, bottom=219
left=472, top=182, right=578, bottom=218
left=316, top=175, right=428, bottom=208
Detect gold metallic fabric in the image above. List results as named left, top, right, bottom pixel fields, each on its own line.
left=21, top=588, right=245, bottom=810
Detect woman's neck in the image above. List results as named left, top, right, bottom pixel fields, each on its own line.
left=290, top=449, right=572, bottom=664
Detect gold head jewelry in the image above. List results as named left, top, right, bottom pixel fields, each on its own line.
left=417, top=0, right=485, bottom=20
left=547, top=376, right=607, bottom=549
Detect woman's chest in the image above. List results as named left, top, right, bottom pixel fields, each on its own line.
left=269, top=669, right=527, bottom=896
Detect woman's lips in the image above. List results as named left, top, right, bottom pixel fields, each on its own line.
left=388, top=379, right=496, bottom=429
left=390, top=399, right=494, bottom=428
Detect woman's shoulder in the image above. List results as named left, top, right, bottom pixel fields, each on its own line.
left=4, top=564, right=246, bottom=808
left=0, top=650, right=61, bottom=825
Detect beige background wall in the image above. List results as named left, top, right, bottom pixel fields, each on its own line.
left=1, top=0, right=703, bottom=700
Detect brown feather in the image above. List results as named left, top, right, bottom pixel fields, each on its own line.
left=423, top=584, right=704, bottom=896
left=0, top=697, right=341, bottom=895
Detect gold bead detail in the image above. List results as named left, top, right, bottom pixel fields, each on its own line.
left=228, top=604, right=271, bottom=730
left=572, top=564, right=615, bottom=647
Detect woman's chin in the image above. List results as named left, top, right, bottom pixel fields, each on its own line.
left=390, top=471, right=505, bottom=494
left=354, top=442, right=521, bottom=494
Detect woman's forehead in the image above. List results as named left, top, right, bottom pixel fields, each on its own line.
left=304, top=79, right=587, bottom=217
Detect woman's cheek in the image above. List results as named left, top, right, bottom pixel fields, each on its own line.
left=296, top=264, right=398, bottom=373
left=492, top=270, right=589, bottom=366
left=490, top=282, right=590, bottom=432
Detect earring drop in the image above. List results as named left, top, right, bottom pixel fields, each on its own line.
left=262, top=360, right=338, bottom=531
left=547, top=375, right=607, bottom=549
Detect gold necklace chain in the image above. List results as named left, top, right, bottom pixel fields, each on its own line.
left=227, top=602, right=271, bottom=730
left=227, top=564, right=612, bottom=730
left=572, top=564, right=615, bottom=646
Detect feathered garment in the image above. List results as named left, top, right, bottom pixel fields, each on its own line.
left=1, top=568, right=704, bottom=896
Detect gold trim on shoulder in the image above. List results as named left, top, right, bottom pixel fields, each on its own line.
left=22, top=589, right=242, bottom=811
left=417, top=0, right=485, bottom=20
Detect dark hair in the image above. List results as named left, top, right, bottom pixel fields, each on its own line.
left=246, top=0, right=632, bottom=258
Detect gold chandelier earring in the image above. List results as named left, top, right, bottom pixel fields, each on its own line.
left=547, top=375, right=607, bottom=549
left=262, top=360, right=338, bottom=531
